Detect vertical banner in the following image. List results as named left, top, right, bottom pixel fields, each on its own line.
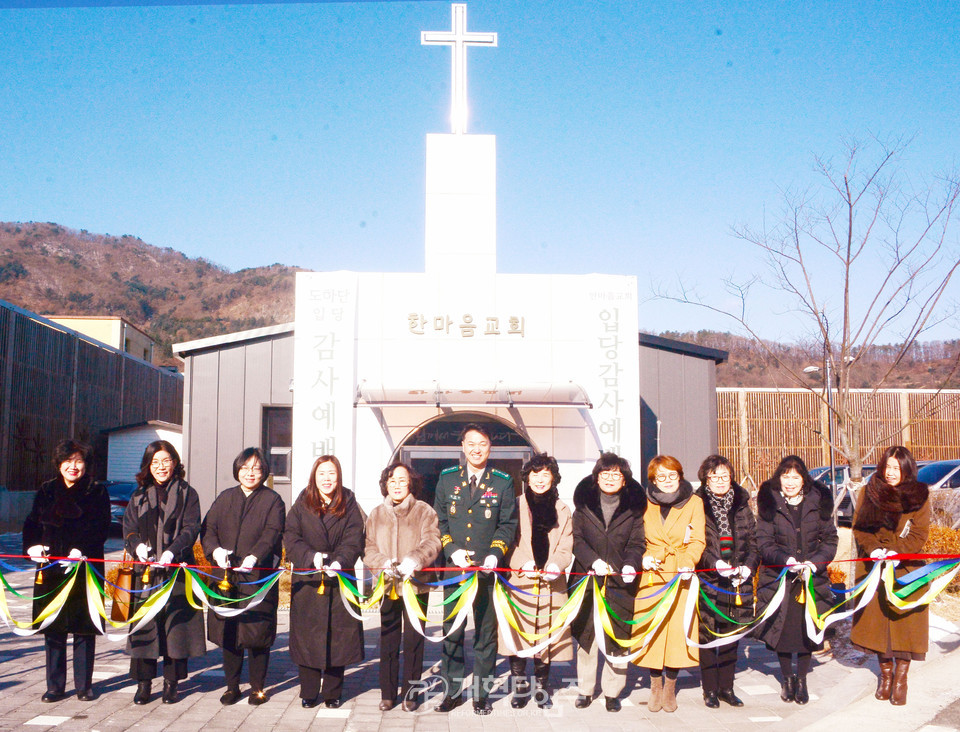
left=586, top=275, right=640, bottom=458
left=292, top=272, right=358, bottom=502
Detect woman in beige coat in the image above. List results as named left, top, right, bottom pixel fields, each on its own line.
left=634, top=455, right=706, bottom=714
left=498, top=453, right=573, bottom=710
left=364, top=462, right=441, bottom=712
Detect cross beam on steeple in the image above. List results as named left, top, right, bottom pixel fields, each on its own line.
left=421, top=4, right=497, bottom=135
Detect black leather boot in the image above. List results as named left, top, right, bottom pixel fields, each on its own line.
left=533, top=659, right=551, bottom=709
left=133, top=681, right=151, bottom=705
left=509, top=656, right=530, bottom=709
left=780, top=675, right=796, bottom=703
left=162, top=679, right=179, bottom=704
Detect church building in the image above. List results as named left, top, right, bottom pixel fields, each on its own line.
left=173, top=4, right=727, bottom=513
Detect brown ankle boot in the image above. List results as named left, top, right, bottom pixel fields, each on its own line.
left=875, top=658, right=894, bottom=701
left=890, top=660, right=909, bottom=705
left=648, top=675, right=663, bottom=712
left=662, top=676, right=678, bottom=713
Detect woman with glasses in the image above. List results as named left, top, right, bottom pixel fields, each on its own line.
left=695, top=455, right=757, bottom=708
left=569, top=452, right=646, bottom=713
left=364, top=461, right=441, bottom=712
left=755, top=455, right=837, bottom=706
left=201, top=448, right=286, bottom=706
left=22, top=439, right=111, bottom=702
left=123, top=441, right=206, bottom=705
left=634, top=455, right=706, bottom=713
left=498, top=453, right=573, bottom=710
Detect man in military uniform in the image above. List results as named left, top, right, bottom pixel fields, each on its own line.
left=433, top=423, right=517, bottom=715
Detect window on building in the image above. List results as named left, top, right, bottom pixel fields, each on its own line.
left=262, top=406, right=292, bottom=481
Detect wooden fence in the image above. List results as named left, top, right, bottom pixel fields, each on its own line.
left=717, top=387, right=960, bottom=490
left=0, top=300, right=183, bottom=495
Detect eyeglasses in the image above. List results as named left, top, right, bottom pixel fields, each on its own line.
left=598, top=470, right=623, bottom=480
left=707, top=474, right=731, bottom=483
left=151, top=458, right=174, bottom=468
left=654, top=472, right=679, bottom=483
left=239, top=465, right=263, bottom=474
left=387, top=478, right=410, bottom=487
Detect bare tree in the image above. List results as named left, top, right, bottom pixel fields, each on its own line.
left=660, top=138, right=960, bottom=489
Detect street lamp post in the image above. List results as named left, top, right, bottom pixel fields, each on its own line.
left=803, top=363, right=836, bottom=496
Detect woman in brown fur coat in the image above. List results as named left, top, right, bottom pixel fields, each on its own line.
left=850, top=445, right=930, bottom=706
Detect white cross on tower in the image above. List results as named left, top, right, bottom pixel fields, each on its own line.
left=421, top=3, right=497, bottom=135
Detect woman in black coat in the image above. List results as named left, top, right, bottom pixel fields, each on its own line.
left=569, top=452, right=646, bottom=712
left=201, top=447, right=286, bottom=706
left=22, top=439, right=111, bottom=702
left=284, top=454, right=365, bottom=709
left=123, top=440, right=205, bottom=705
left=755, top=455, right=837, bottom=706
left=695, top=455, right=758, bottom=709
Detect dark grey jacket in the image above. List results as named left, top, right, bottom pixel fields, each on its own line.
left=122, top=479, right=206, bottom=660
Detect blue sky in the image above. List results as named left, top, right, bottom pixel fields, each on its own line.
left=1, top=1, right=958, bottom=342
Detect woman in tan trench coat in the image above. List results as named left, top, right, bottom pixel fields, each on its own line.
left=850, top=445, right=930, bottom=706
left=634, top=455, right=706, bottom=714
left=498, top=453, right=573, bottom=710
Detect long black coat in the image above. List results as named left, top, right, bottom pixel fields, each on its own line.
left=201, top=485, right=286, bottom=649
left=696, top=483, right=758, bottom=639
left=569, top=476, right=646, bottom=646
left=122, top=479, right=206, bottom=660
left=284, top=489, right=365, bottom=669
left=754, top=479, right=838, bottom=650
left=22, top=476, right=110, bottom=635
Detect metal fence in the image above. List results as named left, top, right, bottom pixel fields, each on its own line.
left=0, top=299, right=183, bottom=495
left=717, top=387, right=960, bottom=490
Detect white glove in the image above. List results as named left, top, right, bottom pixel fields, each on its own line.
left=642, top=555, right=660, bottom=571
left=678, top=566, right=694, bottom=581
left=325, top=560, right=342, bottom=578
left=716, top=559, right=736, bottom=577
left=313, top=552, right=327, bottom=570
left=397, top=557, right=417, bottom=578
left=212, top=547, right=233, bottom=569
left=885, top=549, right=901, bottom=567
left=870, top=548, right=886, bottom=560
left=801, top=561, right=817, bottom=576
left=786, top=556, right=802, bottom=573
left=736, top=565, right=752, bottom=581
left=591, top=558, right=611, bottom=576
left=27, top=545, right=49, bottom=563
left=621, top=564, right=637, bottom=583
left=236, top=555, right=256, bottom=573
left=520, top=560, right=537, bottom=578
left=450, top=549, right=472, bottom=568
left=157, top=550, right=174, bottom=567
left=67, top=548, right=84, bottom=561
left=542, top=563, right=562, bottom=582
left=481, top=555, right=498, bottom=574
left=135, top=543, right=151, bottom=563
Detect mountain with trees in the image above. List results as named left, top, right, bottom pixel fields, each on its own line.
left=2, top=220, right=957, bottom=388
left=0, top=221, right=301, bottom=360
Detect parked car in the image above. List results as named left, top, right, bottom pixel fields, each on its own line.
left=811, top=465, right=876, bottom=527
left=917, top=460, right=960, bottom=490
left=104, top=480, right=137, bottom=533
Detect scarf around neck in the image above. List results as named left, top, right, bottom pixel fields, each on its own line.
left=525, top=486, right=558, bottom=569
left=647, top=481, right=693, bottom=520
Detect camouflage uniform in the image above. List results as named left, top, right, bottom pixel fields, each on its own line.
left=434, top=464, right=517, bottom=699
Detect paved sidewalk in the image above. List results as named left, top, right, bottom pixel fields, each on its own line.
left=0, top=540, right=958, bottom=731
